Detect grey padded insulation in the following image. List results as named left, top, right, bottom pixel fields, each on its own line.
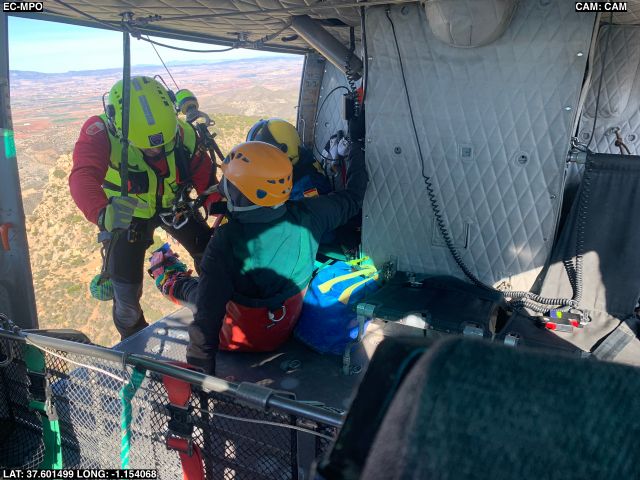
left=425, top=0, right=517, bottom=48
left=361, top=2, right=594, bottom=290
left=578, top=25, right=640, bottom=155
left=614, top=0, right=640, bottom=24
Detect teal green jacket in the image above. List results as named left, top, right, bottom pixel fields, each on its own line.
left=187, top=141, right=368, bottom=372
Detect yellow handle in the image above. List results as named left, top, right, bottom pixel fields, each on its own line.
left=318, top=265, right=377, bottom=294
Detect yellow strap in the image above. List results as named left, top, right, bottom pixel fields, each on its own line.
left=347, top=256, right=370, bottom=266
left=337, top=274, right=379, bottom=305
left=318, top=265, right=377, bottom=294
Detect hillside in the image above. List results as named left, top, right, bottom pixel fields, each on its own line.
left=12, top=57, right=303, bottom=346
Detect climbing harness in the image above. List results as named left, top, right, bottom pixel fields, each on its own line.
left=162, top=362, right=205, bottom=480
left=159, top=184, right=218, bottom=230
left=23, top=344, right=63, bottom=469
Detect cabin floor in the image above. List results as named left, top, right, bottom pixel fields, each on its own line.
left=113, top=307, right=427, bottom=411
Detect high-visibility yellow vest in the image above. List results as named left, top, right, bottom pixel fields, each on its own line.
left=99, top=115, right=197, bottom=219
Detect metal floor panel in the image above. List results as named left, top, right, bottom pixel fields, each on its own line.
left=113, top=307, right=419, bottom=411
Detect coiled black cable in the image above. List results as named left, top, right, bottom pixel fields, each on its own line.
left=385, top=7, right=580, bottom=314
left=345, top=54, right=361, bottom=117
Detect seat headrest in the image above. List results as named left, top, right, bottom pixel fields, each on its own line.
left=425, top=0, right=518, bottom=48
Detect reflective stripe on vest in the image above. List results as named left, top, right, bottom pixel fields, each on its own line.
left=99, top=115, right=197, bottom=219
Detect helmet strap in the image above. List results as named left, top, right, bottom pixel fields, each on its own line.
left=221, top=177, right=283, bottom=213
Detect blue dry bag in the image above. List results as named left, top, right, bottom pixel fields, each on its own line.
left=295, top=259, right=379, bottom=355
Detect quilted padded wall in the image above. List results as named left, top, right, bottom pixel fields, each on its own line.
left=614, top=0, right=640, bottom=24
left=578, top=26, right=640, bottom=155
left=362, top=2, right=594, bottom=290
left=314, top=62, right=348, bottom=162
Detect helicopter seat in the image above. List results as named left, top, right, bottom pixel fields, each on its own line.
left=319, top=336, right=640, bottom=480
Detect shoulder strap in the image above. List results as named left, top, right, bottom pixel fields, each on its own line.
left=174, top=128, right=193, bottom=185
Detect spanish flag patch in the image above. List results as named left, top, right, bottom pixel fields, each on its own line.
left=303, top=188, right=319, bottom=198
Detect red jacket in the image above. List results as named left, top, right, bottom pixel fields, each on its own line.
left=70, top=115, right=218, bottom=224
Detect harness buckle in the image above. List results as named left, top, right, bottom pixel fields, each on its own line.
left=27, top=371, right=58, bottom=420
left=165, top=404, right=195, bottom=456
left=266, top=306, right=287, bottom=328
left=27, top=371, right=48, bottom=403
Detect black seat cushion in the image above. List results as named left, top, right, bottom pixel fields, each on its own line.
left=361, top=337, right=640, bottom=480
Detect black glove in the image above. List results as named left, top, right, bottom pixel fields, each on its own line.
left=348, top=107, right=366, bottom=143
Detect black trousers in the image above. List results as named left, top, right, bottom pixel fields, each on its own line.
left=105, top=214, right=211, bottom=340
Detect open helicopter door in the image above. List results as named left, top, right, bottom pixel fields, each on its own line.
left=0, top=12, right=37, bottom=329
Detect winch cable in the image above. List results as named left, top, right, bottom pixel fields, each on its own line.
left=313, top=85, right=351, bottom=162
left=385, top=7, right=579, bottom=314
left=147, top=36, right=180, bottom=90
left=95, top=15, right=134, bottom=290
left=120, top=15, right=132, bottom=200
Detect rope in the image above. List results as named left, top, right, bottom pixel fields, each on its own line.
left=119, top=367, right=147, bottom=469
left=147, top=36, right=179, bottom=90
left=25, top=337, right=126, bottom=383
left=313, top=85, right=351, bottom=161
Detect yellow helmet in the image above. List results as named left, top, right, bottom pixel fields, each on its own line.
left=222, top=142, right=293, bottom=207
left=246, top=118, right=302, bottom=165
left=107, top=76, right=177, bottom=149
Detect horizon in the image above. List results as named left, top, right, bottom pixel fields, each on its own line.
left=8, top=16, right=300, bottom=74
left=8, top=55, right=300, bottom=75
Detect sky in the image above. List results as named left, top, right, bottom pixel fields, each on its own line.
left=8, top=17, right=289, bottom=73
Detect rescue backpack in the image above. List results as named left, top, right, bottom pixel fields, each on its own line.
left=295, top=258, right=380, bottom=355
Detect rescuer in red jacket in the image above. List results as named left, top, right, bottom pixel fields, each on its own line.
left=69, top=76, right=217, bottom=340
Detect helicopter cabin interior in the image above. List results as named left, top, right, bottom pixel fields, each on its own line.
left=2, top=1, right=640, bottom=478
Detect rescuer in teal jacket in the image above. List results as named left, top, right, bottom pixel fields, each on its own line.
left=149, top=114, right=368, bottom=374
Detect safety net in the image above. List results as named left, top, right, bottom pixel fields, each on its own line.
left=0, top=333, right=338, bottom=478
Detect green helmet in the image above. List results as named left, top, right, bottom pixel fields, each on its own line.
left=107, top=76, right=177, bottom=149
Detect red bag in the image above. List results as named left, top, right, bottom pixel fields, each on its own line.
left=219, top=289, right=307, bottom=351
